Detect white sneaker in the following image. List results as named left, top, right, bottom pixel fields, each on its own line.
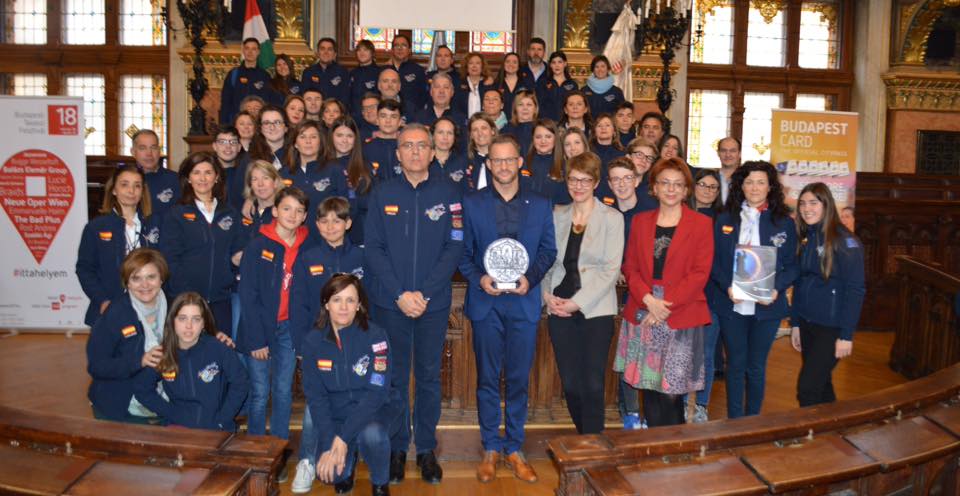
left=692, top=404, right=709, bottom=423
left=291, top=458, right=315, bottom=494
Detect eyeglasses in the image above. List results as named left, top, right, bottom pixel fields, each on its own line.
left=262, top=120, right=284, bottom=128
left=656, top=180, right=686, bottom=190
left=215, top=139, right=240, bottom=146
left=399, top=142, right=431, bottom=151
left=488, top=157, right=519, bottom=167
left=696, top=181, right=719, bottom=191
left=567, top=176, right=595, bottom=188
left=608, top=175, right=637, bottom=185
left=629, top=151, right=656, bottom=162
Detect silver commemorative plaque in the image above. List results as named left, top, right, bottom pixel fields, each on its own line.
left=483, top=238, right=529, bottom=290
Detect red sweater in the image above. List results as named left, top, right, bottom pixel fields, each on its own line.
left=260, top=221, right=309, bottom=322
left=622, top=205, right=714, bottom=329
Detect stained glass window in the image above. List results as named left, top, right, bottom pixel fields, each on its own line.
left=795, top=93, right=828, bottom=111
left=65, top=74, right=106, bottom=155
left=746, top=4, right=786, bottom=67
left=120, top=75, right=167, bottom=152
left=412, top=29, right=456, bottom=54
left=799, top=1, right=840, bottom=69
left=742, top=92, right=783, bottom=162
left=0, top=74, right=47, bottom=95
left=690, top=0, right=734, bottom=64
left=3, top=0, right=47, bottom=44
left=353, top=27, right=398, bottom=51
left=62, top=0, right=106, bottom=44
left=687, top=89, right=731, bottom=168
left=120, top=0, right=166, bottom=46
left=469, top=31, right=514, bottom=53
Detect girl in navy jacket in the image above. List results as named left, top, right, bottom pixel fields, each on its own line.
left=500, top=90, right=538, bottom=157
left=77, top=165, right=161, bottom=326
left=86, top=248, right=169, bottom=423
left=429, top=117, right=470, bottom=193
left=160, top=153, right=245, bottom=333
left=348, top=40, right=381, bottom=121
left=711, top=161, right=798, bottom=418
left=134, top=292, right=248, bottom=430
left=301, top=274, right=392, bottom=494
left=581, top=55, right=625, bottom=119
left=522, top=119, right=569, bottom=205
left=326, top=116, right=373, bottom=246
left=238, top=187, right=313, bottom=442
left=537, top=51, right=579, bottom=122
left=281, top=120, right=347, bottom=235
left=791, top=182, right=865, bottom=407
left=591, top=113, right=626, bottom=200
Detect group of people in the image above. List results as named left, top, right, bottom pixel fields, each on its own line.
left=79, top=35, right=866, bottom=495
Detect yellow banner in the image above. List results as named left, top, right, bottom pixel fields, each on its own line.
left=770, top=109, right=859, bottom=211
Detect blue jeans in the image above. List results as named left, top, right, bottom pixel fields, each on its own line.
left=372, top=306, right=448, bottom=454
left=230, top=291, right=241, bottom=341
left=245, top=321, right=296, bottom=439
left=695, top=312, right=721, bottom=407
left=333, top=421, right=391, bottom=486
left=720, top=313, right=779, bottom=418
left=299, top=404, right=320, bottom=462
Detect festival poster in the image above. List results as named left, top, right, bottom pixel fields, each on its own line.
left=0, top=96, right=88, bottom=329
left=770, top=109, right=859, bottom=211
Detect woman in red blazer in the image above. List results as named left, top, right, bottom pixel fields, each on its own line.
left=614, top=157, right=714, bottom=427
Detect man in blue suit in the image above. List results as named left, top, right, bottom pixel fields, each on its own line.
left=458, top=135, right=557, bottom=484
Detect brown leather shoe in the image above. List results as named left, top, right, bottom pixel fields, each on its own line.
left=505, top=451, right=538, bottom=483
left=476, top=450, right=499, bottom=483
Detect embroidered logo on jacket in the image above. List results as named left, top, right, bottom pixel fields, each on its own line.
left=239, top=77, right=248, bottom=84
left=261, top=250, right=275, bottom=262
left=317, top=359, right=332, bottom=371
left=313, top=178, right=331, bottom=192
left=370, top=373, right=385, bottom=386
left=520, top=169, right=531, bottom=177
left=602, top=196, right=615, bottom=206
left=374, top=356, right=387, bottom=372
left=449, top=170, right=464, bottom=182
left=157, top=188, right=174, bottom=204
left=393, top=165, right=403, bottom=176
left=254, top=81, right=264, bottom=90
left=351, top=267, right=364, bottom=279
left=198, top=362, right=220, bottom=383
left=309, top=264, right=324, bottom=276
left=282, top=178, right=293, bottom=186
left=353, top=355, right=370, bottom=376
left=144, top=227, right=160, bottom=245
left=121, top=325, right=137, bottom=338
left=372, top=341, right=388, bottom=354
left=722, top=225, right=734, bottom=234
left=770, top=231, right=787, bottom=248
left=425, top=203, right=446, bottom=221
left=242, top=217, right=254, bottom=226
left=311, top=75, right=320, bottom=82
left=218, top=216, right=233, bottom=231
left=404, top=73, right=417, bottom=83
left=162, top=370, right=177, bottom=381
left=331, top=76, right=342, bottom=86
left=384, top=205, right=399, bottom=215
left=365, top=81, right=375, bottom=89
left=98, top=231, right=113, bottom=241
left=183, top=213, right=196, bottom=221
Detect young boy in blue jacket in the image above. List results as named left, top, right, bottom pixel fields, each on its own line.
left=362, top=99, right=403, bottom=182
left=238, top=186, right=314, bottom=443
left=134, top=292, right=248, bottom=431
left=288, top=196, right=364, bottom=493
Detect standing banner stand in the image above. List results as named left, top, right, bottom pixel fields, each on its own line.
left=0, top=96, right=88, bottom=333
left=770, top=109, right=859, bottom=211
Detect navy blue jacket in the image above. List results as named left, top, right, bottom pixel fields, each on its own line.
left=489, top=76, right=534, bottom=119
left=302, top=61, right=350, bottom=106
left=279, top=160, right=348, bottom=228
left=160, top=202, right=245, bottom=303
left=521, top=153, right=569, bottom=205
left=429, top=153, right=470, bottom=193
left=412, top=106, right=467, bottom=129
left=349, top=64, right=382, bottom=118
left=240, top=203, right=274, bottom=245
left=143, top=167, right=181, bottom=221
left=134, top=333, right=249, bottom=431
left=220, top=65, right=273, bottom=124
left=76, top=212, right=161, bottom=326
left=792, top=225, right=866, bottom=340
left=86, top=295, right=156, bottom=420
left=501, top=122, right=534, bottom=157
left=364, top=172, right=464, bottom=312
left=619, top=130, right=637, bottom=148
left=237, top=228, right=314, bottom=353
left=301, top=322, right=392, bottom=451
left=226, top=153, right=251, bottom=212
left=392, top=60, right=429, bottom=113
left=458, top=187, right=557, bottom=322
left=363, top=137, right=401, bottom=182
left=466, top=153, right=488, bottom=192
left=583, top=84, right=626, bottom=119
left=358, top=118, right=378, bottom=142
left=290, top=239, right=364, bottom=353
left=520, top=64, right=547, bottom=88
left=709, top=210, right=799, bottom=321
left=536, top=77, right=578, bottom=122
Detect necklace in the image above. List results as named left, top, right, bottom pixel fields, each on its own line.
left=572, top=223, right=586, bottom=235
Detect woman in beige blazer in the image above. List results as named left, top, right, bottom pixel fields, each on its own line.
left=543, top=151, right=624, bottom=434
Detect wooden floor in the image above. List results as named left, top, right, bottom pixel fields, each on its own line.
left=0, top=329, right=907, bottom=495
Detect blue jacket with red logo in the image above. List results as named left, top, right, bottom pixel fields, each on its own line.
left=289, top=238, right=364, bottom=354
left=134, top=333, right=249, bottom=431
left=536, top=77, right=578, bottom=122
left=582, top=85, right=626, bottom=119
left=301, top=322, right=391, bottom=452
left=85, top=294, right=156, bottom=420
left=160, top=202, right=245, bottom=304
left=76, top=212, right=161, bottom=326
left=349, top=63, right=382, bottom=119
left=301, top=61, right=351, bottom=107
left=363, top=172, right=464, bottom=313
left=362, top=137, right=401, bottom=182
left=220, top=65, right=273, bottom=125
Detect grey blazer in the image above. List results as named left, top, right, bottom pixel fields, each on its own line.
left=543, top=197, right=624, bottom=319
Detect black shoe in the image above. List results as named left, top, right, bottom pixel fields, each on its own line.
left=416, top=451, right=443, bottom=484
left=334, top=467, right=355, bottom=494
left=389, top=451, right=406, bottom=484
left=372, top=483, right=391, bottom=495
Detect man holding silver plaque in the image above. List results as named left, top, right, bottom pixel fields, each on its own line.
left=458, top=135, right=557, bottom=484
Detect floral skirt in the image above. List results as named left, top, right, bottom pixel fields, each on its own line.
left=614, top=287, right=705, bottom=395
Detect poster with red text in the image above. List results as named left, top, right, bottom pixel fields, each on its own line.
left=0, top=96, right=87, bottom=329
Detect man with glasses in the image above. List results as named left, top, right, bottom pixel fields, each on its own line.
left=131, top=129, right=179, bottom=221
left=211, top=126, right=245, bottom=211
left=458, top=135, right=556, bottom=484
left=364, top=123, right=464, bottom=485
left=716, top=136, right=742, bottom=203
left=220, top=38, right=273, bottom=125
left=302, top=37, right=350, bottom=107
left=388, top=34, right=428, bottom=115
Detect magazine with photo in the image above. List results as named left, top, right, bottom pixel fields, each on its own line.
left=732, top=244, right=777, bottom=304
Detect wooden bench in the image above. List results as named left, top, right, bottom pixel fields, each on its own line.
left=0, top=405, right=286, bottom=496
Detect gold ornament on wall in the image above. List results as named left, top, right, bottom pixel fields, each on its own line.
left=275, top=0, right=304, bottom=41
left=563, top=0, right=592, bottom=50
left=751, top=0, right=785, bottom=24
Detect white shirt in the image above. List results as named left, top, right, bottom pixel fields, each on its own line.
left=196, top=198, right=218, bottom=223
left=733, top=204, right=761, bottom=316
left=468, top=79, right=482, bottom=117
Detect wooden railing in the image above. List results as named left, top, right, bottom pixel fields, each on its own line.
left=890, top=256, right=960, bottom=379
left=0, top=405, right=287, bottom=496
left=549, top=362, right=960, bottom=495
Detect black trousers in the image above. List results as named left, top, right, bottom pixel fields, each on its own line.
left=548, top=313, right=615, bottom=434
left=796, top=319, right=841, bottom=407
left=642, top=389, right=685, bottom=427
